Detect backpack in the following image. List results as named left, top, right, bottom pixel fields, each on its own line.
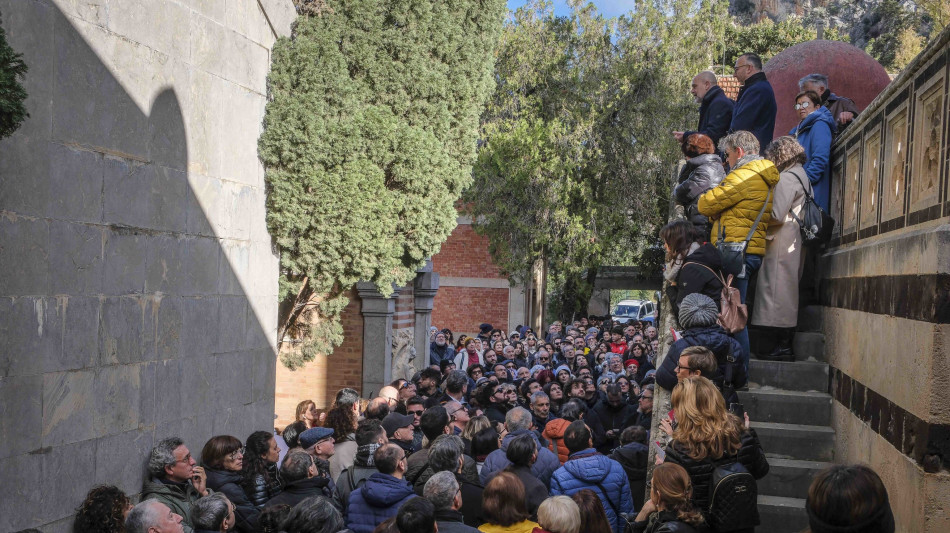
left=682, top=263, right=747, bottom=334
left=788, top=169, right=835, bottom=247
left=708, top=458, right=759, bottom=531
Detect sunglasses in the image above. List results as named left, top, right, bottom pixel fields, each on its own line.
left=794, top=101, right=813, bottom=110
left=407, top=409, right=424, bottom=416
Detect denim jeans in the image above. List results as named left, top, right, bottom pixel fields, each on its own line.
left=733, top=254, right=762, bottom=364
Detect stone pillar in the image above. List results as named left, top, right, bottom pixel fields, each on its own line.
left=357, top=281, right=400, bottom=396
left=413, top=261, right=440, bottom=371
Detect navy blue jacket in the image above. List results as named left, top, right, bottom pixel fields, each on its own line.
left=685, top=85, right=734, bottom=147
left=550, top=449, right=634, bottom=533
left=790, top=106, right=836, bottom=211
left=655, top=325, right=747, bottom=404
left=480, top=429, right=561, bottom=487
left=345, top=473, right=416, bottom=533
left=730, top=72, right=776, bottom=155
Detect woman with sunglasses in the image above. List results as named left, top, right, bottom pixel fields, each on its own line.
left=201, top=435, right=259, bottom=532
left=790, top=90, right=836, bottom=211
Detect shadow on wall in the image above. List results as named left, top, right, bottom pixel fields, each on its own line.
left=0, top=2, right=275, bottom=531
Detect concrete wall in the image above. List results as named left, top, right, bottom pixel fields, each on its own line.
left=820, top=26, right=950, bottom=533
left=0, top=1, right=294, bottom=530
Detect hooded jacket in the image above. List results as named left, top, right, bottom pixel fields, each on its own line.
left=665, top=244, right=724, bottom=319
left=675, top=154, right=726, bottom=228
left=729, top=72, right=777, bottom=154
left=480, top=429, right=560, bottom=487
left=684, top=85, right=735, bottom=147
left=790, top=105, right=836, bottom=211
left=549, top=450, right=634, bottom=533
left=205, top=468, right=259, bottom=532
left=345, top=472, right=416, bottom=533
left=141, top=478, right=205, bottom=533
left=541, top=418, right=571, bottom=465
left=698, top=158, right=781, bottom=257
left=610, top=442, right=648, bottom=510
left=655, top=325, right=747, bottom=404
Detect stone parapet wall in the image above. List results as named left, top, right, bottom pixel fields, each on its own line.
left=0, top=1, right=292, bottom=530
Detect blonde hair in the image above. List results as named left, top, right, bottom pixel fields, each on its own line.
left=651, top=463, right=705, bottom=526
left=461, top=415, right=491, bottom=442
left=670, top=377, right=742, bottom=461
left=537, top=496, right=581, bottom=533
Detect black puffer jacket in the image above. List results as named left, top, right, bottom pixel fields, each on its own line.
left=610, top=442, right=648, bottom=510
left=205, top=468, right=259, bottom=532
left=663, top=430, right=769, bottom=519
left=242, top=462, right=282, bottom=508
left=628, top=510, right=709, bottom=533
left=665, top=244, right=724, bottom=319
left=675, top=154, right=725, bottom=230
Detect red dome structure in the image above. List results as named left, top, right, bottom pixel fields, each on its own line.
left=763, top=40, right=891, bottom=139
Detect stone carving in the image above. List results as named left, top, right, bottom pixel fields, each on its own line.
left=861, top=130, right=881, bottom=229
left=911, top=82, right=944, bottom=210
left=391, top=327, right=417, bottom=381
left=882, top=111, right=907, bottom=221
left=845, top=148, right=861, bottom=230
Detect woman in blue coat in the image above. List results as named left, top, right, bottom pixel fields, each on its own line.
left=789, top=90, right=836, bottom=211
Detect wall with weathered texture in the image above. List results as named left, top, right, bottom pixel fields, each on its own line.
left=0, top=1, right=294, bottom=530
left=820, top=25, right=950, bottom=533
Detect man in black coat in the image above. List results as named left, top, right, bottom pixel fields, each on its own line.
left=265, top=449, right=337, bottom=509
left=675, top=70, right=735, bottom=147
left=422, top=471, right=479, bottom=532
left=609, top=426, right=648, bottom=510
left=593, top=385, right=636, bottom=451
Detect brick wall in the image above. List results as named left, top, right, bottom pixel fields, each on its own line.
left=274, top=288, right=364, bottom=428
left=431, top=224, right=503, bottom=278
left=394, top=285, right=415, bottom=330
left=432, top=286, right=509, bottom=339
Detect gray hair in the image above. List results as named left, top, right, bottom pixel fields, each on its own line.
left=428, top=434, right=464, bottom=473
left=530, top=391, right=549, bottom=405
left=718, top=131, right=759, bottom=158
left=281, top=449, right=314, bottom=483
left=559, top=401, right=583, bottom=422
left=696, top=70, right=718, bottom=85
left=147, top=437, right=184, bottom=479
left=423, top=471, right=460, bottom=511
left=192, top=493, right=231, bottom=531
left=280, top=496, right=344, bottom=533
left=445, top=370, right=468, bottom=394
left=505, top=407, right=533, bottom=432
left=125, top=501, right=162, bottom=533
left=799, top=73, right=829, bottom=90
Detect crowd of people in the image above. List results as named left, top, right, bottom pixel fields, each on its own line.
left=671, top=56, right=858, bottom=362
left=61, top=55, right=894, bottom=533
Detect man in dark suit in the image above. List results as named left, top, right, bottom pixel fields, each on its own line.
left=729, top=53, right=777, bottom=155
left=675, top=70, right=734, bottom=147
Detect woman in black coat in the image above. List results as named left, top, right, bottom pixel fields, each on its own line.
left=241, top=431, right=283, bottom=508
left=660, top=220, right=724, bottom=320
left=629, top=463, right=709, bottom=533
left=674, top=134, right=725, bottom=234
left=201, top=436, right=260, bottom=533
left=659, top=378, right=769, bottom=533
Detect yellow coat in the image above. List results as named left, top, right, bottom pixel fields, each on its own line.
left=478, top=520, right=541, bottom=533
left=697, top=158, right=781, bottom=256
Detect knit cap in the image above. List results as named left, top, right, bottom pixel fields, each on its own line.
left=678, top=293, right=719, bottom=329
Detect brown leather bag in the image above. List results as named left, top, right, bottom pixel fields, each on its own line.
left=683, top=262, right=747, bottom=334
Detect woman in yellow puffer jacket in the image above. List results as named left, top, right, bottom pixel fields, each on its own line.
left=697, top=131, right=780, bottom=361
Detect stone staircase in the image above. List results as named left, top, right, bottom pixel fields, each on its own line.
left=744, top=307, right=833, bottom=533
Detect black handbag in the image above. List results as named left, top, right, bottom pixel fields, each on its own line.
left=788, top=169, right=835, bottom=247
left=715, top=186, right=772, bottom=278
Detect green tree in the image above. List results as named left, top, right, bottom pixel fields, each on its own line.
left=864, top=0, right=921, bottom=71
left=917, top=0, right=950, bottom=33
left=721, top=16, right=847, bottom=68
left=259, top=0, right=505, bottom=368
left=0, top=11, right=28, bottom=139
left=467, top=0, right=727, bottom=322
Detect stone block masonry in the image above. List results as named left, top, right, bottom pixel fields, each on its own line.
left=0, top=1, right=293, bottom=530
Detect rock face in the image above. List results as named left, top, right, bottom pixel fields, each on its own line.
left=763, top=39, right=891, bottom=137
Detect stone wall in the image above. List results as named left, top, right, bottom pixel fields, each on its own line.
left=820, top=25, right=950, bottom=532
left=0, top=1, right=294, bottom=530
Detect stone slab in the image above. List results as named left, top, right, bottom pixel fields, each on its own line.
left=0, top=374, right=42, bottom=459
left=0, top=215, right=49, bottom=296
left=0, top=297, right=63, bottom=378
left=42, top=369, right=97, bottom=447
left=49, top=220, right=104, bottom=296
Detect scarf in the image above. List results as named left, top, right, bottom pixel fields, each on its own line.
left=664, top=241, right=701, bottom=282
left=354, top=443, right=380, bottom=467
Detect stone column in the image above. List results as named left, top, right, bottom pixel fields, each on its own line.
left=357, top=281, right=400, bottom=397
left=413, top=261, right=440, bottom=371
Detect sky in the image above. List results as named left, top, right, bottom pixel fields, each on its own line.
left=506, top=0, right=639, bottom=18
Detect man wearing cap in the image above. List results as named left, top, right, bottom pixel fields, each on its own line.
left=300, top=426, right=337, bottom=489
left=477, top=323, right=493, bottom=344
left=429, top=331, right=456, bottom=367
left=382, top=411, right=417, bottom=457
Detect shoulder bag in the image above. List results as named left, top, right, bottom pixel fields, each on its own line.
left=682, top=262, right=747, bottom=334
left=715, top=186, right=772, bottom=277
left=787, top=169, right=835, bottom=247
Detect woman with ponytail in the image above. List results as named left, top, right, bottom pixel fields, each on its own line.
left=628, top=462, right=708, bottom=533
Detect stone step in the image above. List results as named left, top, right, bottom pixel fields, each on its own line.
left=741, top=389, right=832, bottom=426
left=748, top=359, right=829, bottom=393
left=758, top=494, right=808, bottom=533
left=759, top=457, right=831, bottom=499
left=793, top=331, right=826, bottom=362
left=752, top=421, right=835, bottom=462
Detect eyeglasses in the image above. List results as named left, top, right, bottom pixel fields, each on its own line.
left=794, top=101, right=812, bottom=110
left=407, top=409, right=424, bottom=416
left=675, top=364, right=693, bottom=372
left=733, top=63, right=750, bottom=73
left=228, top=447, right=245, bottom=460
left=639, top=395, right=653, bottom=401
left=398, top=381, right=413, bottom=390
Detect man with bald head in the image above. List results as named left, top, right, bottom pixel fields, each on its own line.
left=674, top=70, right=734, bottom=147
left=126, top=500, right=185, bottom=533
